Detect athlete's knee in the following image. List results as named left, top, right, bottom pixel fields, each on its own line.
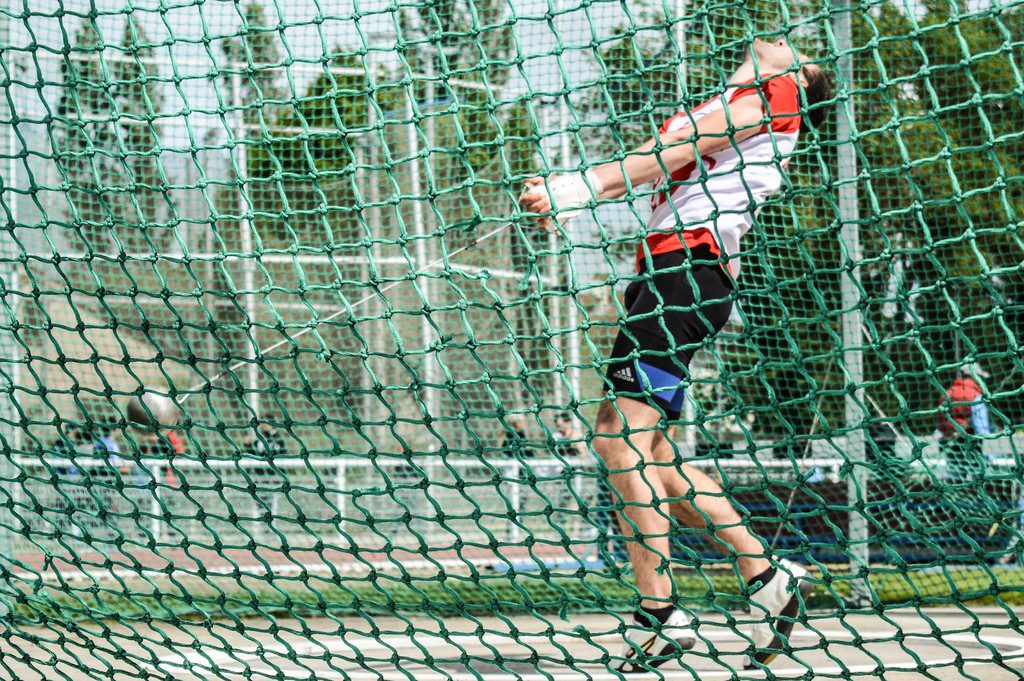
left=651, top=429, right=679, bottom=463
left=594, top=401, right=622, bottom=437
left=595, top=401, right=639, bottom=466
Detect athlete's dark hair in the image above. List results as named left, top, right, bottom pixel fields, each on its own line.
left=800, top=64, right=834, bottom=134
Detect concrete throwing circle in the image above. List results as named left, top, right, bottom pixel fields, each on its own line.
left=145, top=623, right=1024, bottom=680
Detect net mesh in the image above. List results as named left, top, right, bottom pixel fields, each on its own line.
left=1, top=0, right=1023, bottom=677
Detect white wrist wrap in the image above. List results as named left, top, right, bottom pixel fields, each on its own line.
left=528, top=169, right=604, bottom=231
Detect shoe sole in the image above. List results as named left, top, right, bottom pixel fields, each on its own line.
left=747, top=579, right=814, bottom=668
left=617, top=635, right=696, bottom=673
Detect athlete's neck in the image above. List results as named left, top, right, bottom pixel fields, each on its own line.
left=729, top=59, right=794, bottom=86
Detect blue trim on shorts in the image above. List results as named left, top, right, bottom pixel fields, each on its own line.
left=635, top=360, right=686, bottom=413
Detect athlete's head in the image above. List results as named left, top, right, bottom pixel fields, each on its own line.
left=747, top=38, right=834, bottom=134
left=797, top=62, right=833, bottom=133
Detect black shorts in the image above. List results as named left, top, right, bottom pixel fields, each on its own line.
left=605, top=248, right=734, bottom=420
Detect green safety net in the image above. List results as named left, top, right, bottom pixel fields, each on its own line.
left=0, top=0, right=1023, bottom=678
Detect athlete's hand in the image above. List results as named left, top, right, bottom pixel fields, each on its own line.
left=518, top=177, right=555, bottom=232
left=517, top=171, right=605, bottom=234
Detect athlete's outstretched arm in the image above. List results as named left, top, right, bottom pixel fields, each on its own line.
left=594, top=95, right=766, bottom=198
left=519, top=94, right=766, bottom=224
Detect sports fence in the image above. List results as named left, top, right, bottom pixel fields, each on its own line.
left=1, top=0, right=1024, bottom=677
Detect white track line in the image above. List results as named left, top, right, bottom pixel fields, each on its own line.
left=139, top=628, right=1024, bottom=680
left=14, top=556, right=501, bottom=583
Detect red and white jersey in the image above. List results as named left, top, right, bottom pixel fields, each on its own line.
left=640, top=74, right=802, bottom=277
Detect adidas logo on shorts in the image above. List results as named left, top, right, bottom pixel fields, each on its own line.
left=612, top=366, right=635, bottom=383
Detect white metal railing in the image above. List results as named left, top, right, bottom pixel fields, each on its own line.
left=8, top=453, right=598, bottom=553
left=10, top=436, right=1021, bottom=556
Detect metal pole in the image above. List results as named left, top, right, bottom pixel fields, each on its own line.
left=675, top=0, right=688, bottom=101
left=541, top=104, right=565, bottom=409
left=150, top=462, right=162, bottom=542
left=203, top=132, right=218, bottom=394
left=834, top=4, right=869, bottom=606
left=0, top=22, right=18, bottom=617
left=548, top=230, right=565, bottom=409
left=336, top=460, right=347, bottom=540
left=683, top=393, right=697, bottom=455
left=406, top=50, right=437, bottom=419
left=548, top=0, right=575, bottom=411
left=558, top=98, right=581, bottom=409
left=362, top=102, right=378, bottom=430
left=673, top=3, right=694, bottom=455
left=360, top=35, right=391, bottom=440
left=230, top=72, right=260, bottom=418
left=4, top=50, right=18, bottom=453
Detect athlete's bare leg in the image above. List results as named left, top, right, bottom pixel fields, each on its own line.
left=593, top=396, right=673, bottom=609
left=651, top=430, right=771, bottom=580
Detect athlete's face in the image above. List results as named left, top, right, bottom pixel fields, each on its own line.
left=749, top=38, right=801, bottom=73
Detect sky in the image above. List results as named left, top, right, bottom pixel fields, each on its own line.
left=2, top=0, right=662, bottom=273
left=0, top=0, right=925, bottom=279
left=3, top=0, right=637, bottom=145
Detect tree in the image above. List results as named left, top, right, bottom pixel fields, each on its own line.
left=391, top=2, right=550, bottom=431
left=206, top=2, right=290, bottom=430
left=211, top=1, right=544, bottom=449
left=852, top=1, right=1024, bottom=432
left=574, top=0, right=1024, bottom=440
left=218, top=1, right=287, bottom=252
left=245, top=52, right=369, bottom=249
left=115, top=16, right=168, bottom=253
left=55, top=19, right=126, bottom=251
left=581, top=5, right=682, bottom=155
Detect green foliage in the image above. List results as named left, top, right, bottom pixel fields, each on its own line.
left=116, top=17, right=168, bottom=251
left=53, top=15, right=171, bottom=258
left=17, top=564, right=1024, bottom=625
left=581, top=0, right=1024, bottom=440
left=245, top=51, right=369, bottom=249
left=854, top=1, right=1024, bottom=432
left=54, top=21, right=119, bottom=248
left=593, top=33, right=681, bottom=150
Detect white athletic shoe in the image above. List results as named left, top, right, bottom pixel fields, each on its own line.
left=616, top=607, right=696, bottom=673
left=746, top=558, right=813, bottom=668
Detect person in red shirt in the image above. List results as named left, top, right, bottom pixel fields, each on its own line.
left=938, top=364, right=992, bottom=482
left=520, top=38, right=833, bottom=671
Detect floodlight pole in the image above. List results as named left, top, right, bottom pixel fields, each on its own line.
left=405, top=23, right=439, bottom=419
left=549, top=0, right=582, bottom=410
left=559, top=100, right=583, bottom=409
left=540, top=104, right=565, bottom=410
left=2, top=48, right=18, bottom=450
left=675, top=0, right=688, bottom=101
left=834, top=3, right=871, bottom=607
left=230, top=71, right=261, bottom=419
left=0, top=17, right=17, bottom=617
left=674, top=0, right=698, bottom=458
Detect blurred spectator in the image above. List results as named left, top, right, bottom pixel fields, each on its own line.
left=501, top=418, right=533, bottom=459
left=98, top=424, right=141, bottom=481
left=244, top=424, right=286, bottom=479
left=92, top=425, right=120, bottom=457
left=140, top=427, right=185, bottom=458
left=49, top=426, right=84, bottom=477
left=48, top=426, right=90, bottom=538
left=539, top=412, right=585, bottom=515
left=552, top=412, right=586, bottom=459
left=137, top=425, right=185, bottom=489
left=246, top=424, right=286, bottom=458
left=243, top=425, right=289, bottom=537
left=938, top=363, right=992, bottom=483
